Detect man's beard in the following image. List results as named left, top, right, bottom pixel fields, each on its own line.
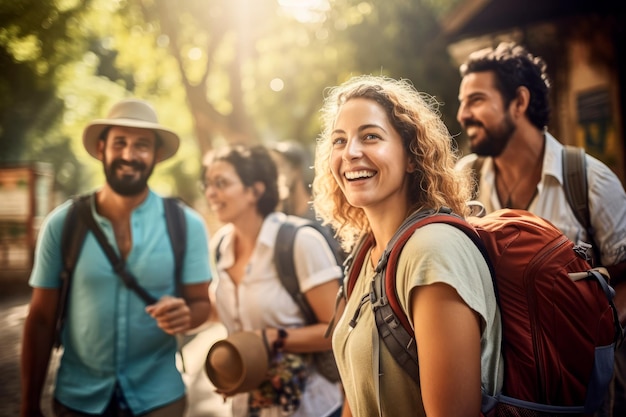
left=467, top=114, right=516, bottom=157
left=103, top=156, right=155, bottom=196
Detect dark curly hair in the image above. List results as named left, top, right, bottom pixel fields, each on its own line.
left=460, top=42, right=551, bottom=130
left=204, top=144, right=280, bottom=217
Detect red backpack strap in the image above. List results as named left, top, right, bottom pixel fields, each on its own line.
left=340, top=209, right=489, bottom=391
left=382, top=213, right=485, bottom=334
left=345, top=234, right=375, bottom=298
left=324, top=234, right=374, bottom=339
left=341, top=210, right=488, bottom=337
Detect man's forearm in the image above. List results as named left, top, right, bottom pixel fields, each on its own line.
left=187, top=298, right=211, bottom=330
left=20, top=312, right=55, bottom=417
left=182, top=282, right=211, bottom=331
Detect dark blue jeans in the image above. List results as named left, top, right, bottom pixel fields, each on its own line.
left=53, top=396, right=186, bottom=417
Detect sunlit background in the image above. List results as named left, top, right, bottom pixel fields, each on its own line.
left=1, top=0, right=625, bottom=273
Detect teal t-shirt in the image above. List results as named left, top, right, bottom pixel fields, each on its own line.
left=29, top=190, right=211, bottom=414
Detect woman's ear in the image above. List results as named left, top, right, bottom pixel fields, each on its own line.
left=252, top=182, right=266, bottom=198
left=406, top=158, right=417, bottom=174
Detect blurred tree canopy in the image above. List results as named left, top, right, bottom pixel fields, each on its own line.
left=0, top=0, right=463, bottom=204
left=0, top=0, right=93, bottom=193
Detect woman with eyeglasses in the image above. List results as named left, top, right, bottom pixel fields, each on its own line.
left=201, top=144, right=343, bottom=417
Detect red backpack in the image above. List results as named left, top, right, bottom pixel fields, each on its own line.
left=344, top=208, right=622, bottom=416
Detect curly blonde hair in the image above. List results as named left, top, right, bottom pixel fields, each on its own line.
left=313, top=75, right=472, bottom=251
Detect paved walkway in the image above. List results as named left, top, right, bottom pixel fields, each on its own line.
left=0, top=291, right=33, bottom=417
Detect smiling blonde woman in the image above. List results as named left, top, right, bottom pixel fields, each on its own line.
left=313, top=75, right=504, bottom=417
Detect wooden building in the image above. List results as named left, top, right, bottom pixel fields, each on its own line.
left=441, top=0, right=626, bottom=183
left=0, top=162, right=54, bottom=276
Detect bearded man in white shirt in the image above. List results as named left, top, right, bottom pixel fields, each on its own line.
left=455, top=41, right=626, bottom=417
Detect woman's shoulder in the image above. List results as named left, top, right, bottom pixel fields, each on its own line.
left=397, top=222, right=489, bottom=282
left=403, top=222, right=474, bottom=253
left=209, top=223, right=235, bottom=248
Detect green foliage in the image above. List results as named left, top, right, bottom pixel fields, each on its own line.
left=1, top=0, right=467, bottom=204
left=320, top=0, right=461, bottom=131
left=0, top=0, right=95, bottom=196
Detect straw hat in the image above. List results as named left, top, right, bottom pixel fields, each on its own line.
left=82, top=98, right=180, bottom=161
left=205, top=331, right=270, bottom=396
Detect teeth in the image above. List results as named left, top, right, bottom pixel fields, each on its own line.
left=118, top=166, right=136, bottom=173
left=345, top=170, right=375, bottom=180
left=466, top=126, right=480, bottom=137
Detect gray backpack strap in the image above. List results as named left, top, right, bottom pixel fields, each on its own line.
left=562, top=146, right=600, bottom=263
left=562, top=146, right=590, bottom=231
left=215, top=217, right=319, bottom=324
left=216, top=216, right=330, bottom=324
left=274, top=216, right=317, bottom=324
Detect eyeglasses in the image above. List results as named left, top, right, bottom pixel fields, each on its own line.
left=199, top=177, right=237, bottom=191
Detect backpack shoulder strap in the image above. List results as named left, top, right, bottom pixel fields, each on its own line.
left=344, top=234, right=375, bottom=299
left=562, top=146, right=590, bottom=231
left=562, top=146, right=601, bottom=263
left=377, top=212, right=480, bottom=331
left=274, top=216, right=317, bottom=324
left=54, top=195, right=189, bottom=347
left=162, top=197, right=189, bottom=371
left=54, top=193, right=91, bottom=348
left=76, top=196, right=157, bottom=305
left=214, top=235, right=224, bottom=263
left=368, top=210, right=490, bottom=385
left=163, top=197, right=187, bottom=296
left=61, top=194, right=91, bottom=277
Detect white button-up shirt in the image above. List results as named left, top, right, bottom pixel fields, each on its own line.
left=456, top=132, right=626, bottom=266
left=211, top=212, right=343, bottom=417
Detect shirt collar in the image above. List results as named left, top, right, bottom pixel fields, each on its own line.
left=90, top=188, right=156, bottom=222
left=542, top=132, right=565, bottom=185
left=216, top=211, right=286, bottom=269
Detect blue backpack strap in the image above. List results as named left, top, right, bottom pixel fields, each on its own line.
left=163, top=197, right=187, bottom=296
left=54, top=193, right=92, bottom=348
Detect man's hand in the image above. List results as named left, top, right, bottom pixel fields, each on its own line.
left=145, top=295, right=191, bottom=334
